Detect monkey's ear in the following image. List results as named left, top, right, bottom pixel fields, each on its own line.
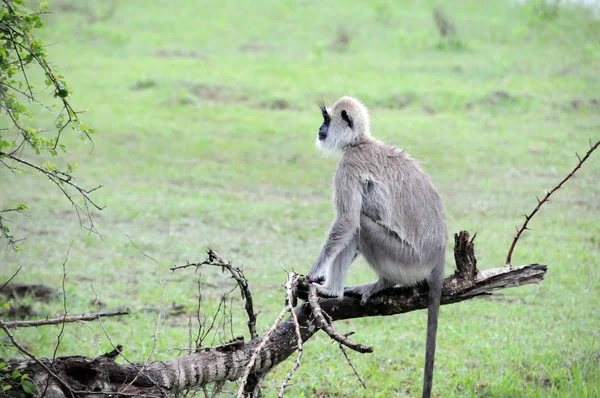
left=341, top=110, right=353, bottom=129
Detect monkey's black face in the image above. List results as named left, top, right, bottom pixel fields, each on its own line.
left=318, top=121, right=329, bottom=141
left=318, top=101, right=330, bottom=141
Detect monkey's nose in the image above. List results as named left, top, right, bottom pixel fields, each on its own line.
left=318, top=131, right=327, bottom=140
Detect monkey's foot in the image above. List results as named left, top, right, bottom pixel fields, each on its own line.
left=344, top=286, right=373, bottom=305
left=314, top=284, right=343, bottom=299
left=345, top=280, right=394, bottom=305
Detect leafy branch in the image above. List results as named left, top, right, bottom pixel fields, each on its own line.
left=0, top=0, right=101, bottom=249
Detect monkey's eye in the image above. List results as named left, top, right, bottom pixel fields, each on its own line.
left=341, top=110, right=353, bottom=129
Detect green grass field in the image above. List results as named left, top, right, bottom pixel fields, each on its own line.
left=1, top=1, right=599, bottom=396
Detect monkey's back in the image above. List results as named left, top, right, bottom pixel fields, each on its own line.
left=343, top=139, right=447, bottom=255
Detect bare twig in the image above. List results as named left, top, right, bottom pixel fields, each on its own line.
left=169, top=261, right=204, bottom=271
left=0, top=150, right=104, bottom=239
left=198, top=295, right=226, bottom=349
left=2, top=311, right=130, bottom=329
left=121, top=281, right=167, bottom=393
left=90, top=285, right=167, bottom=396
left=91, top=284, right=120, bottom=350
left=307, top=283, right=373, bottom=354
left=171, top=249, right=258, bottom=340
left=278, top=273, right=304, bottom=397
left=0, top=81, right=53, bottom=110
left=126, top=234, right=160, bottom=265
left=505, top=139, right=600, bottom=265
left=339, top=344, right=367, bottom=389
left=0, top=265, right=22, bottom=291
left=0, top=152, right=104, bottom=211
left=53, top=242, right=72, bottom=359
left=194, top=277, right=206, bottom=349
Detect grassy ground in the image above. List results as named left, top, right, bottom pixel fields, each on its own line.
left=1, top=0, right=599, bottom=396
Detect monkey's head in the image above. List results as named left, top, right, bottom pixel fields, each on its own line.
left=316, top=96, right=370, bottom=152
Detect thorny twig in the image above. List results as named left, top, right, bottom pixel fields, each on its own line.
left=307, top=283, right=373, bottom=354
left=171, top=249, right=258, bottom=339
left=505, top=139, right=600, bottom=265
left=278, top=273, right=303, bottom=397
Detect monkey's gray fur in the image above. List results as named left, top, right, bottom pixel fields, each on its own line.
left=308, top=96, right=447, bottom=398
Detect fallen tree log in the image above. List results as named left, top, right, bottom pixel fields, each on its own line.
left=2, top=233, right=547, bottom=397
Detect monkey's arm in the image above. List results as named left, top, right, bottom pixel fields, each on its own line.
left=308, top=168, right=363, bottom=280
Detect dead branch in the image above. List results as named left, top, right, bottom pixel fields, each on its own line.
left=307, top=283, right=373, bottom=354
left=1, top=311, right=129, bottom=329
left=0, top=320, right=78, bottom=396
left=171, top=249, right=258, bottom=340
left=454, top=231, right=478, bottom=278
left=505, top=139, right=599, bottom=265
left=0, top=231, right=548, bottom=397
left=1, top=257, right=546, bottom=396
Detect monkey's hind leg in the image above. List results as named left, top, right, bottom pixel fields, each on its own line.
left=344, top=279, right=396, bottom=305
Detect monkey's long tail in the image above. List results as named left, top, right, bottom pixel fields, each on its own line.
left=422, top=271, right=443, bottom=398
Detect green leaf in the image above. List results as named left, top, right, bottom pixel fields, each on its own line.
left=42, top=161, right=56, bottom=171
left=2, top=385, right=11, bottom=392
left=21, top=379, right=36, bottom=394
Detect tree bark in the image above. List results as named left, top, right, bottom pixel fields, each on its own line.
left=2, top=260, right=546, bottom=397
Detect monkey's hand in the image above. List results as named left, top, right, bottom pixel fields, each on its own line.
left=293, top=275, right=329, bottom=302
left=292, top=275, right=311, bottom=302
left=308, top=274, right=326, bottom=284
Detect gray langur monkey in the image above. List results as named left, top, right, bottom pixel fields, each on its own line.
left=307, top=96, right=447, bottom=398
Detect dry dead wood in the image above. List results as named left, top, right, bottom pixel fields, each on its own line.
left=1, top=232, right=547, bottom=397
